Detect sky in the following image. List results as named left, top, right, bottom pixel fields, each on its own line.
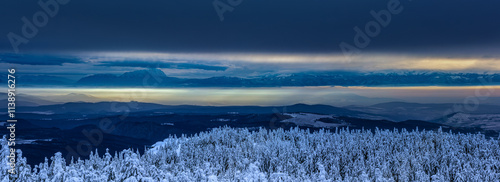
left=0, top=0, right=499, bottom=54
left=1, top=0, right=499, bottom=78
left=1, top=0, right=499, bottom=105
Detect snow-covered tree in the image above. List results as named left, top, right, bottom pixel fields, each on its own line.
left=1, top=127, right=499, bottom=181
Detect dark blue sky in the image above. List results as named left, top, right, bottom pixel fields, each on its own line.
left=1, top=0, right=499, bottom=55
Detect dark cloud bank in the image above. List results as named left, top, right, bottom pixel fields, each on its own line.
left=0, top=0, right=499, bottom=55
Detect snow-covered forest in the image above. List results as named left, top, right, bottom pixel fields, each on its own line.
left=2, top=127, right=500, bottom=181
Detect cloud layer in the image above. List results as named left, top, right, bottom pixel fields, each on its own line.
left=95, top=60, right=227, bottom=71
left=0, top=53, right=83, bottom=65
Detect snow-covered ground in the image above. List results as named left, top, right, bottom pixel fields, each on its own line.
left=2, top=127, right=499, bottom=181
left=280, top=113, right=347, bottom=128
left=15, top=139, right=53, bottom=145
left=445, top=113, right=500, bottom=131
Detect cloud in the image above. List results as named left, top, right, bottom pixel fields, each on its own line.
left=0, top=53, right=84, bottom=65
left=95, top=60, right=228, bottom=71
left=88, top=52, right=500, bottom=72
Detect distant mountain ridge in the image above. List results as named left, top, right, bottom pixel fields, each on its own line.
left=77, top=69, right=181, bottom=86
left=75, top=69, right=500, bottom=87
left=0, top=93, right=60, bottom=106
left=4, top=69, right=500, bottom=87
left=13, top=102, right=367, bottom=117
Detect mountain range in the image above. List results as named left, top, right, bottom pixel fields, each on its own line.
left=76, top=69, right=500, bottom=87
left=3, top=69, right=500, bottom=87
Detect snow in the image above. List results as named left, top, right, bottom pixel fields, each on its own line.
left=445, top=113, right=500, bottom=131
left=175, top=144, right=181, bottom=157
left=281, top=113, right=347, bottom=128
left=68, top=118, right=87, bottom=121
left=210, top=118, right=231, bottom=122
left=1, top=127, right=499, bottom=181
left=16, top=139, right=53, bottom=145
left=25, top=111, right=54, bottom=115
left=154, top=112, right=174, bottom=114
